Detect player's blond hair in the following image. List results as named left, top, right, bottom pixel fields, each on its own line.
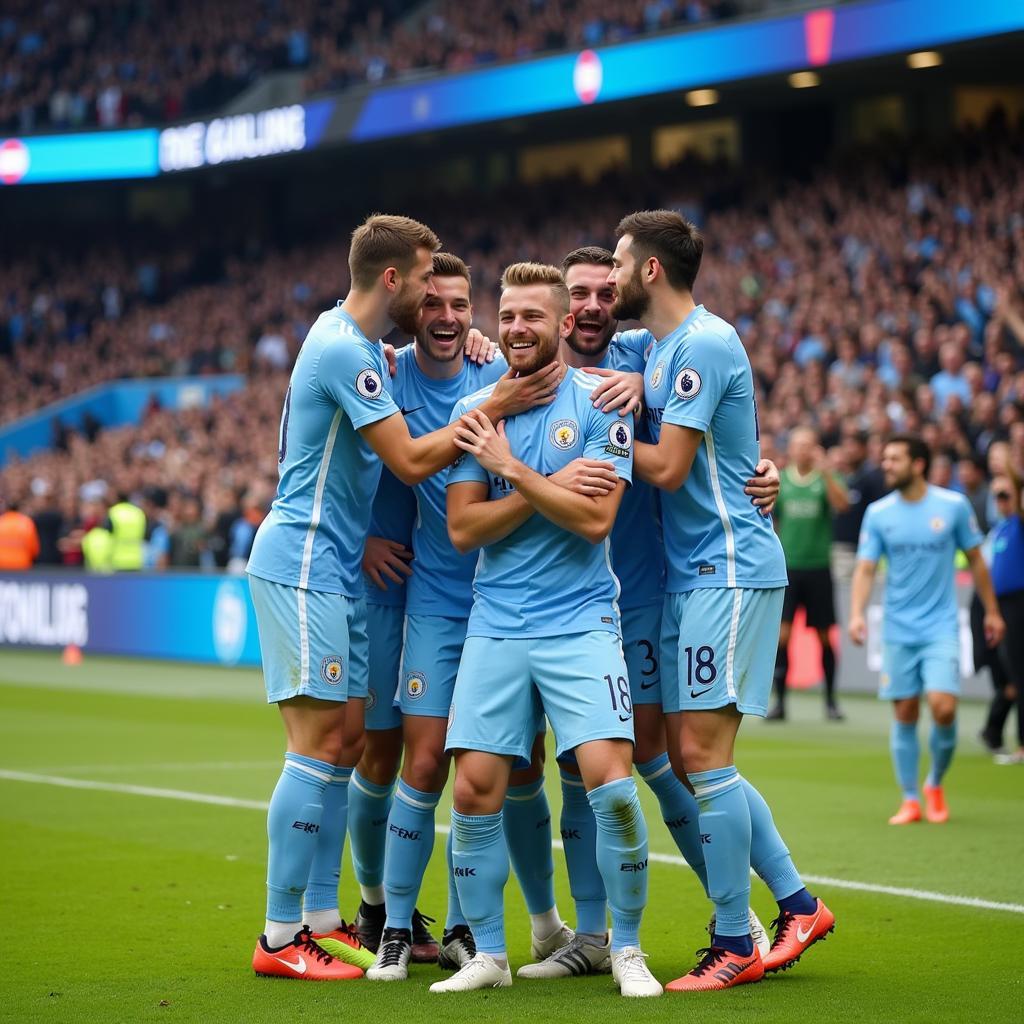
left=349, top=214, right=440, bottom=290
left=500, top=261, right=570, bottom=315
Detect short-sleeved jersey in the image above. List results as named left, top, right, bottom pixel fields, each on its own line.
left=363, top=465, right=416, bottom=608
left=857, top=485, right=984, bottom=644
left=601, top=330, right=664, bottom=610
left=643, top=306, right=787, bottom=593
left=448, top=365, right=632, bottom=639
left=777, top=468, right=833, bottom=570
left=247, top=303, right=399, bottom=595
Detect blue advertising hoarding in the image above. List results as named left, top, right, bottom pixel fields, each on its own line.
left=0, top=572, right=261, bottom=666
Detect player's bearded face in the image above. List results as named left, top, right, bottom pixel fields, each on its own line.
left=610, top=261, right=649, bottom=322
left=417, top=276, right=471, bottom=363
left=387, top=277, right=423, bottom=336
left=881, top=446, right=915, bottom=490
left=566, top=265, right=617, bottom=357
left=498, top=286, right=564, bottom=374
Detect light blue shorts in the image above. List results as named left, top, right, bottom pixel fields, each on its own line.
left=400, top=613, right=469, bottom=718
left=661, top=587, right=784, bottom=717
left=880, top=639, right=960, bottom=700
left=621, top=604, right=663, bottom=707
left=446, top=631, right=634, bottom=763
left=364, top=602, right=404, bottom=731
left=249, top=575, right=369, bottom=705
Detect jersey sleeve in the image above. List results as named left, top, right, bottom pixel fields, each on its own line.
left=317, top=336, right=400, bottom=429
left=609, top=329, right=654, bottom=373
left=856, top=505, right=884, bottom=563
left=583, top=405, right=633, bottom=485
left=662, top=329, right=732, bottom=433
left=954, top=495, right=984, bottom=552
left=445, top=398, right=488, bottom=487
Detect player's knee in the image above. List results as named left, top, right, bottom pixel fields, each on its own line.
left=930, top=696, right=957, bottom=726
left=452, top=770, right=502, bottom=815
left=893, top=699, right=919, bottom=725
left=357, top=732, right=402, bottom=784
left=404, top=748, right=448, bottom=792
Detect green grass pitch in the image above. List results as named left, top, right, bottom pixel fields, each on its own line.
left=1, top=650, right=1021, bottom=1023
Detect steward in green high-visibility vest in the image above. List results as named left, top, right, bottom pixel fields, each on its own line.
left=105, top=494, right=147, bottom=571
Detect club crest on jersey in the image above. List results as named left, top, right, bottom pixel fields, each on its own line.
left=356, top=368, right=383, bottom=399
left=406, top=671, right=427, bottom=700
left=650, top=361, right=665, bottom=389
left=320, top=656, right=344, bottom=685
left=365, top=688, right=377, bottom=712
left=605, top=420, right=632, bottom=457
left=549, top=419, right=579, bottom=450
left=674, top=367, right=702, bottom=400
left=930, top=517, right=946, bottom=532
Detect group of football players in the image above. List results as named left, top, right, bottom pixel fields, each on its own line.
left=244, top=210, right=836, bottom=996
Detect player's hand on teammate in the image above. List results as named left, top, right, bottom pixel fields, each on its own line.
left=745, top=458, right=780, bottom=514
left=848, top=613, right=867, bottom=646
left=984, top=610, right=1007, bottom=647
left=454, top=408, right=516, bottom=477
left=587, top=368, right=644, bottom=416
left=362, top=535, right=414, bottom=590
left=551, top=458, right=619, bottom=496
left=487, top=363, right=562, bottom=418
left=465, top=328, right=498, bottom=365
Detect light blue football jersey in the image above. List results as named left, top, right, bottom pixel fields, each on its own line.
left=363, top=465, right=416, bottom=609
left=857, top=485, right=983, bottom=644
left=448, top=365, right=632, bottom=639
left=599, top=330, right=664, bottom=611
left=247, top=303, right=399, bottom=596
left=396, top=345, right=507, bottom=618
left=642, top=305, right=787, bottom=593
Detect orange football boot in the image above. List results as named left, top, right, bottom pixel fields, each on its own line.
left=888, top=798, right=922, bottom=825
left=312, top=920, right=375, bottom=970
left=665, top=946, right=764, bottom=992
left=253, top=927, right=363, bottom=980
left=762, top=899, right=836, bottom=973
left=923, top=784, right=949, bottom=823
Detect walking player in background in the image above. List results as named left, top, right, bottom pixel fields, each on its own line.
left=769, top=427, right=849, bottom=721
left=849, top=436, right=1005, bottom=824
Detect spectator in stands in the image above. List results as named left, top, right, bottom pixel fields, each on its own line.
left=169, top=494, right=207, bottom=568
left=29, top=483, right=64, bottom=565
left=0, top=499, right=40, bottom=570
left=957, top=454, right=991, bottom=534
left=227, top=489, right=268, bottom=574
left=832, top=428, right=888, bottom=581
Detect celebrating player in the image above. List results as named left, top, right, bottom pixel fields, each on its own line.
left=433, top=262, right=661, bottom=997
left=848, top=435, right=1005, bottom=824
left=246, top=215, right=560, bottom=981
left=521, top=246, right=774, bottom=981
left=611, top=210, right=834, bottom=991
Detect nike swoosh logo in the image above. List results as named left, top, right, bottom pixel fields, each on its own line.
left=690, top=687, right=713, bottom=699
left=400, top=406, right=426, bottom=416
left=796, top=909, right=822, bottom=943
left=276, top=956, right=307, bottom=974
left=640, top=680, right=658, bottom=690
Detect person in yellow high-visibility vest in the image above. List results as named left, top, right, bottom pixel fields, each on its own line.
left=104, top=493, right=146, bottom=571
left=81, top=523, right=114, bottom=572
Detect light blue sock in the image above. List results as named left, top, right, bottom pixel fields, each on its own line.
left=383, top=780, right=440, bottom=931
left=637, top=753, right=709, bottom=895
left=451, top=809, right=509, bottom=955
left=688, top=766, right=751, bottom=951
left=266, top=753, right=332, bottom=922
left=891, top=721, right=920, bottom=799
left=558, top=769, right=606, bottom=935
left=741, top=777, right=803, bottom=902
left=348, top=770, right=395, bottom=894
left=304, top=765, right=352, bottom=912
left=926, top=722, right=957, bottom=787
left=444, top=829, right=468, bottom=929
left=588, top=777, right=647, bottom=951
left=503, top=779, right=556, bottom=915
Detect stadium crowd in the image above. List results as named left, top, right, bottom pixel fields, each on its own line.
left=2, top=0, right=756, bottom=134
left=2, top=120, right=1024, bottom=568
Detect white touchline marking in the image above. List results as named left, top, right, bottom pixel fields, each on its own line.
left=3, top=769, right=1022, bottom=917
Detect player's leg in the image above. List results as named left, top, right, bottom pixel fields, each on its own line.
left=535, top=631, right=660, bottom=997
left=882, top=642, right=925, bottom=823
left=808, top=567, right=842, bottom=719
left=370, top=613, right=464, bottom=978
left=505, top=732, right=571, bottom=958
left=248, top=577, right=361, bottom=980
left=349, top=602, right=404, bottom=950
left=768, top=581, right=798, bottom=720
left=430, top=636, right=535, bottom=993
left=305, top=598, right=376, bottom=969
left=922, top=639, right=961, bottom=823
